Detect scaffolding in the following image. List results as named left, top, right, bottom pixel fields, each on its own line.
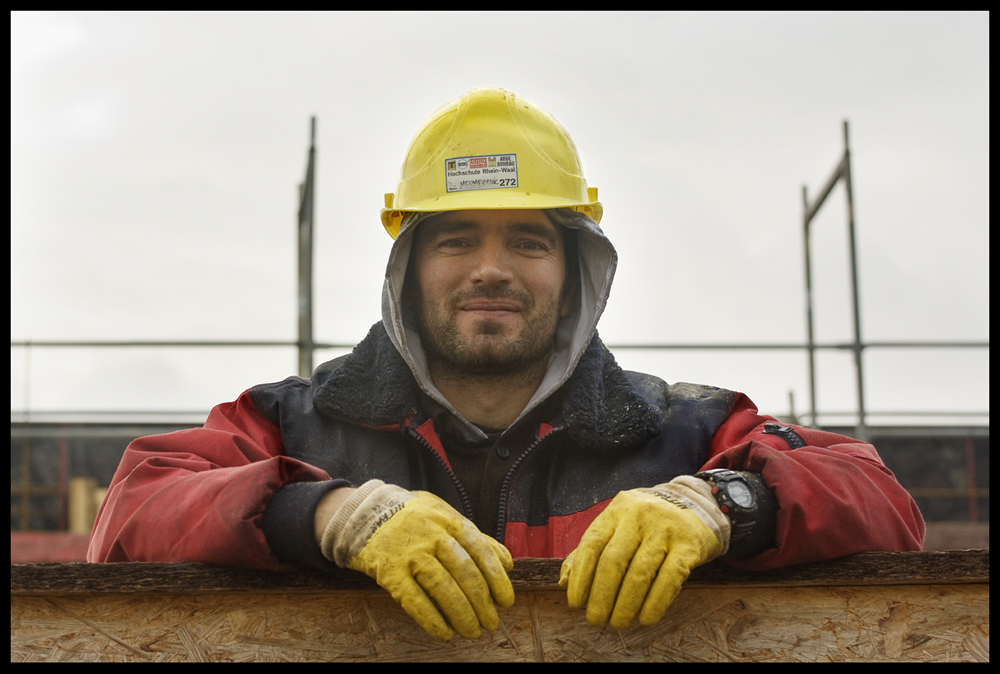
left=10, top=120, right=989, bottom=537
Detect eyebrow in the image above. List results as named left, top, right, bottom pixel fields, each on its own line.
left=508, top=223, right=561, bottom=248
left=425, top=220, right=561, bottom=247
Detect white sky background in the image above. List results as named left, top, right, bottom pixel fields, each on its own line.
left=11, top=11, right=989, bottom=426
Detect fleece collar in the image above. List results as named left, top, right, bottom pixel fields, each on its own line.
left=312, top=322, right=661, bottom=453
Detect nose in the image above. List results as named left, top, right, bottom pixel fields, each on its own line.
left=470, top=240, right=514, bottom=286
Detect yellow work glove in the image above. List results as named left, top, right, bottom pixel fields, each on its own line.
left=559, top=475, right=730, bottom=630
left=320, top=480, right=514, bottom=641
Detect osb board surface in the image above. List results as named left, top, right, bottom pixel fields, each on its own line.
left=11, top=584, right=989, bottom=662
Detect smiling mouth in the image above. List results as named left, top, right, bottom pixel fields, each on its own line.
left=460, top=301, right=521, bottom=312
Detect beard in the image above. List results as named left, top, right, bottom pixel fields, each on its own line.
left=415, top=285, right=562, bottom=378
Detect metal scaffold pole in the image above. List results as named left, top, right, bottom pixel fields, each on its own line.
left=842, top=121, right=868, bottom=442
left=297, top=117, right=316, bottom=379
left=802, top=120, right=868, bottom=441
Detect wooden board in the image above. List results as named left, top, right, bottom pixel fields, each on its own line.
left=10, top=550, right=989, bottom=662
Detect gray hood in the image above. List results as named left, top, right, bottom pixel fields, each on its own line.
left=381, top=209, right=618, bottom=440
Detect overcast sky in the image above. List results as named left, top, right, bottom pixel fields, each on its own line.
left=11, top=11, right=989, bottom=427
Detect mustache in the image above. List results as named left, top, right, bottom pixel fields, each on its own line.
left=449, top=286, right=533, bottom=309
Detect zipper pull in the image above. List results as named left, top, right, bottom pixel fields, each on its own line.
left=762, top=422, right=807, bottom=449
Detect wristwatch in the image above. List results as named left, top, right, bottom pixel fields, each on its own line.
left=694, top=468, right=758, bottom=551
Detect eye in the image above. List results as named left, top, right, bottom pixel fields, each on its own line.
left=515, top=239, right=552, bottom=254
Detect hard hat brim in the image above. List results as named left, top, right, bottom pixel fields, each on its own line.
left=380, top=196, right=602, bottom=239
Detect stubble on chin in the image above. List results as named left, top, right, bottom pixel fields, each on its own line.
left=417, top=293, right=559, bottom=380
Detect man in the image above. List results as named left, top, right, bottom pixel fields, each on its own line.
left=89, top=87, right=924, bottom=642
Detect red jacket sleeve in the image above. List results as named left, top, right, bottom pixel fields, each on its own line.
left=87, top=390, right=331, bottom=569
left=702, top=393, right=925, bottom=570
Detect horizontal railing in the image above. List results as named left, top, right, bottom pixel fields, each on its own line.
left=10, top=338, right=989, bottom=425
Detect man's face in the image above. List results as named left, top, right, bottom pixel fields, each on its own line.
left=409, top=209, right=571, bottom=376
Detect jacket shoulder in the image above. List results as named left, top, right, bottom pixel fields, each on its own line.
left=624, top=371, right=737, bottom=427
left=247, top=353, right=353, bottom=425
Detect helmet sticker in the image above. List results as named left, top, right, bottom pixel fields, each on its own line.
left=445, top=154, right=518, bottom=192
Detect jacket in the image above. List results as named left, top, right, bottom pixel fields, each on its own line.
left=88, top=209, right=925, bottom=569
left=87, top=322, right=925, bottom=570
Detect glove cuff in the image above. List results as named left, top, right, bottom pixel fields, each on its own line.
left=646, top=476, right=732, bottom=557
left=320, top=479, right=416, bottom=565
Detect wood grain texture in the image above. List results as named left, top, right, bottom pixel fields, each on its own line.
left=10, top=550, right=990, bottom=662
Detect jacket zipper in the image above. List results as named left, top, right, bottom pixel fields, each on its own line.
left=407, top=426, right=475, bottom=521
left=494, top=427, right=562, bottom=541
left=762, top=422, right=807, bottom=449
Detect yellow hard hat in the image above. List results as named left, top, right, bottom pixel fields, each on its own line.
left=380, top=87, right=602, bottom=239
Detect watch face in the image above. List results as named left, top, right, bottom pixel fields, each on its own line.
left=729, top=481, right=754, bottom=507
